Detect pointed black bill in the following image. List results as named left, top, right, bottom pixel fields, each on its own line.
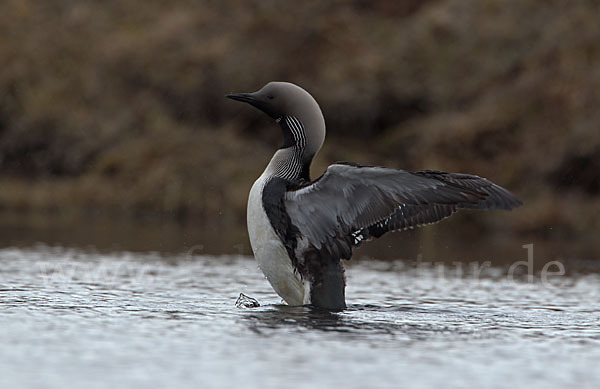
left=226, top=91, right=276, bottom=118
left=226, top=93, right=257, bottom=104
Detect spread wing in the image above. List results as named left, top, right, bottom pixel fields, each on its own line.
left=284, top=163, right=522, bottom=261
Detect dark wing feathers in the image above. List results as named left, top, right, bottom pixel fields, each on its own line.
left=378, top=203, right=457, bottom=235
left=286, top=164, right=483, bottom=249
left=285, top=164, right=521, bottom=260
left=413, top=170, right=523, bottom=210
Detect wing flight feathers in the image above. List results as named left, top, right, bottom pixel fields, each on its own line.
left=284, top=163, right=521, bottom=260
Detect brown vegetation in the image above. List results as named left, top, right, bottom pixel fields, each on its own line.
left=0, top=0, right=598, bottom=256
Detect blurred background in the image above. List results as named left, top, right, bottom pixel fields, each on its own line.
left=0, top=0, right=598, bottom=265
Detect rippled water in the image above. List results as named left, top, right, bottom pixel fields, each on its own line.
left=1, top=247, right=599, bottom=389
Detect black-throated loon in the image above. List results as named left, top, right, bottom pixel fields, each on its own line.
left=227, top=82, right=521, bottom=310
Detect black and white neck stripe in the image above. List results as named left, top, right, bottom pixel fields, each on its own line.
left=284, top=116, right=306, bottom=149
left=272, top=116, right=307, bottom=182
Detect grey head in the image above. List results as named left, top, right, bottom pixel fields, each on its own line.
left=227, top=82, right=326, bottom=162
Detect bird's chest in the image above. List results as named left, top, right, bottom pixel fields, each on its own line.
left=247, top=174, right=307, bottom=305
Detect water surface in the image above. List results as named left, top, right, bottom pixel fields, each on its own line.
left=1, top=247, right=599, bottom=388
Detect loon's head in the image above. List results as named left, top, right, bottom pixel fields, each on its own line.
left=227, top=82, right=325, bottom=157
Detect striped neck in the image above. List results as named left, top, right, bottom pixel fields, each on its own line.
left=262, top=116, right=309, bottom=182
left=278, top=115, right=307, bottom=149
left=267, top=145, right=308, bottom=182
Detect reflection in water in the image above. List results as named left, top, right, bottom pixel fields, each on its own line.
left=242, top=305, right=345, bottom=334
left=1, top=247, right=599, bottom=388
left=241, top=304, right=427, bottom=338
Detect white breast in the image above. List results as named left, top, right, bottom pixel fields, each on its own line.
left=247, top=173, right=308, bottom=305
